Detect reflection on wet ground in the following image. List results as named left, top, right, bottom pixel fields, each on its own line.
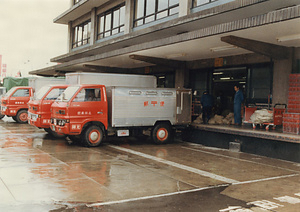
left=0, top=116, right=300, bottom=211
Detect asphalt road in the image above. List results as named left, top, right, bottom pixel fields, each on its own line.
left=0, top=116, right=300, bottom=212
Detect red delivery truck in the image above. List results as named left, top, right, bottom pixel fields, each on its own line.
left=28, top=85, right=68, bottom=136
left=1, top=86, right=33, bottom=123
left=50, top=84, right=192, bottom=147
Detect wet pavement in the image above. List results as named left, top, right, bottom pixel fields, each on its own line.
left=0, top=116, right=300, bottom=211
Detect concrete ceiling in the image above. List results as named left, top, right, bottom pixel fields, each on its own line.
left=87, top=18, right=300, bottom=69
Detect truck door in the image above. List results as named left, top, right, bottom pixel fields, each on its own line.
left=10, top=88, right=31, bottom=110
left=176, top=89, right=192, bottom=124
left=69, top=87, right=107, bottom=132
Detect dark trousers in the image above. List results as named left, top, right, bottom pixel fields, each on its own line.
left=234, top=103, right=242, bottom=124
left=202, top=106, right=212, bottom=124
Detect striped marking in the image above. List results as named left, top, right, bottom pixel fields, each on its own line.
left=87, top=184, right=228, bottom=207
left=109, top=145, right=240, bottom=184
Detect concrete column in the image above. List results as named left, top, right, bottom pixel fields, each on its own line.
left=70, top=0, right=74, bottom=7
left=272, top=58, right=293, bottom=105
left=175, top=69, right=189, bottom=88
left=179, top=0, right=192, bottom=17
left=90, top=8, right=97, bottom=45
left=124, top=0, right=134, bottom=34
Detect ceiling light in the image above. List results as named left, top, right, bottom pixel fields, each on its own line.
left=277, top=34, right=300, bottom=42
left=220, top=77, right=231, bottom=80
left=210, top=45, right=238, bottom=52
left=213, top=72, right=224, bottom=75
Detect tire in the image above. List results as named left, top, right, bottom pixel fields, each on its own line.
left=151, top=123, right=173, bottom=144
left=81, top=125, right=104, bottom=147
left=0, top=114, right=4, bottom=119
left=12, top=116, right=17, bottom=122
left=16, top=109, right=28, bottom=124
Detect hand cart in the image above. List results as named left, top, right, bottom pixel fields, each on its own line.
left=243, top=106, right=257, bottom=128
left=243, top=104, right=286, bottom=130
left=263, top=104, right=286, bottom=130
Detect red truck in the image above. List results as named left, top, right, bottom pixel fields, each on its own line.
left=1, top=86, right=33, bottom=123
left=50, top=84, right=192, bottom=147
left=28, top=85, right=68, bottom=136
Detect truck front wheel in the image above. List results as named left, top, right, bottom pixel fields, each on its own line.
left=16, top=109, right=28, bottom=124
left=152, top=123, right=173, bottom=144
left=82, top=125, right=104, bottom=147
left=0, top=114, right=4, bottom=119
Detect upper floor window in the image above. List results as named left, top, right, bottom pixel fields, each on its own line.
left=72, top=20, right=91, bottom=49
left=134, top=0, right=179, bottom=27
left=192, top=0, right=218, bottom=8
left=97, top=3, right=125, bottom=40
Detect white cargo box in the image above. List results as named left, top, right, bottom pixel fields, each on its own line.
left=66, top=72, right=156, bottom=88
left=108, top=87, right=192, bottom=127
left=29, top=77, right=65, bottom=92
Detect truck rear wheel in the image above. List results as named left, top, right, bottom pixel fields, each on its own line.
left=152, top=123, right=173, bottom=144
left=16, top=109, right=28, bottom=124
left=82, top=125, right=103, bottom=147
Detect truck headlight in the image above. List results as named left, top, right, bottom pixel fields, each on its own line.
left=57, top=119, right=69, bottom=126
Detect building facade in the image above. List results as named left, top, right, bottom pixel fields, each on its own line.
left=30, top=0, right=300, bottom=114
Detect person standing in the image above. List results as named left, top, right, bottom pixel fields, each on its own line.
left=201, top=91, right=214, bottom=124
left=233, top=85, right=244, bottom=125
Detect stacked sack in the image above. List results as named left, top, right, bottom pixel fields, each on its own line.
left=249, top=109, right=273, bottom=124
left=192, top=112, right=235, bottom=125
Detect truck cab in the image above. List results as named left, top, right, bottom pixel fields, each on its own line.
left=50, top=85, right=108, bottom=145
left=1, top=86, right=33, bottom=123
left=28, top=85, right=68, bottom=135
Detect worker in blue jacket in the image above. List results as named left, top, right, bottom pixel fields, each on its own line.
left=201, top=91, right=214, bottom=124
left=234, top=85, right=244, bottom=125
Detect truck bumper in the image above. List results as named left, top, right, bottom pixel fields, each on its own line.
left=50, top=123, right=76, bottom=135
left=28, top=112, right=51, bottom=128
left=1, top=107, right=17, bottom=116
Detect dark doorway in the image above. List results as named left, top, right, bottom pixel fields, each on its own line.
left=213, top=67, right=247, bottom=115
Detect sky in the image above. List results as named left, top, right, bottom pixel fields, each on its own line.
left=0, top=0, right=70, bottom=77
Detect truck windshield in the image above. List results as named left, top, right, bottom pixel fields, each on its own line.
left=34, top=86, right=51, bottom=100
left=57, top=86, right=80, bottom=102
left=4, top=87, right=17, bottom=97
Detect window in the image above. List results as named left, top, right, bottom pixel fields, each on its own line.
left=97, top=3, right=125, bottom=40
left=73, top=88, right=101, bottom=102
left=134, top=0, right=179, bottom=27
left=192, top=0, right=217, bottom=8
left=12, top=89, right=30, bottom=97
left=72, top=20, right=91, bottom=48
left=44, top=88, right=66, bottom=100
